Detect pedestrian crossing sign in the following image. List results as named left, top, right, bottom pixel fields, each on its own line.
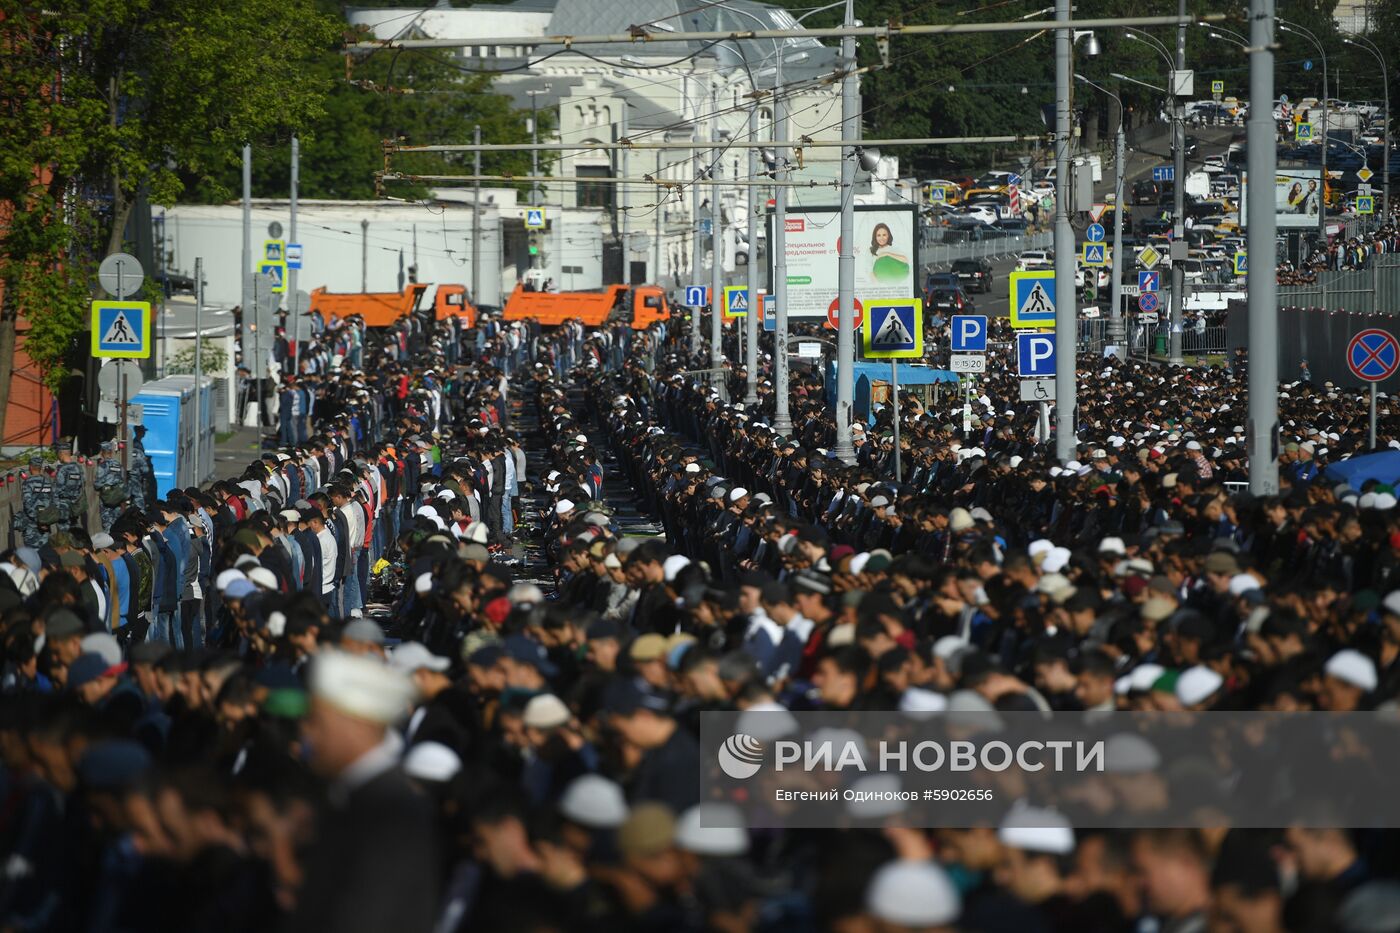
left=1296, top=122, right=1313, bottom=142
left=91, top=301, right=152, bottom=359
left=1358, top=195, right=1375, bottom=215
left=1009, top=270, right=1056, bottom=328
left=525, top=208, right=547, bottom=229
left=723, top=285, right=749, bottom=319
left=1233, top=251, right=1248, bottom=275
left=861, top=299, right=923, bottom=359
left=1082, top=243, right=1108, bottom=267
left=263, top=240, right=285, bottom=262
left=259, top=260, right=288, bottom=293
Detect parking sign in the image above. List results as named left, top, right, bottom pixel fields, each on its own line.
left=1017, top=333, right=1056, bottom=377
left=950, top=315, right=988, bottom=353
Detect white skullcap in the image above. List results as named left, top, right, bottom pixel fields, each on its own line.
left=415, top=572, right=434, bottom=594
left=389, top=641, right=450, bottom=673
left=663, top=554, right=692, bottom=582
left=899, top=687, right=949, bottom=719
left=1377, top=493, right=1398, bottom=511
left=949, top=508, right=974, bottom=533
left=848, top=553, right=872, bottom=575
left=1176, top=665, right=1224, bottom=707
left=1104, top=733, right=1162, bottom=773
left=728, top=487, right=750, bottom=502
left=80, top=633, right=122, bottom=667
left=933, top=635, right=970, bottom=660
left=733, top=701, right=801, bottom=741
left=1383, top=591, right=1400, bottom=617
left=415, top=505, right=439, bottom=519
left=523, top=693, right=571, bottom=730
left=464, top=521, right=490, bottom=544
left=1126, top=663, right=1166, bottom=694
left=1041, top=546, right=1072, bottom=574
left=998, top=803, right=1076, bottom=854
left=555, top=499, right=576, bottom=515
left=403, top=742, right=462, bottom=783
left=1028, top=539, right=1054, bottom=560
left=507, top=583, right=545, bottom=606
left=1098, top=537, right=1126, bottom=556
left=675, top=804, right=749, bottom=857
left=310, top=649, right=418, bottom=725
left=684, top=462, right=702, bottom=474
left=1228, top=573, right=1261, bottom=597
left=865, top=860, right=961, bottom=927
left=1325, top=649, right=1378, bottom=692
left=215, top=569, right=248, bottom=593
left=559, top=774, right=629, bottom=829
left=247, top=567, right=279, bottom=591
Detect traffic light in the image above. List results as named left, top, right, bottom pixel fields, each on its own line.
left=528, top=230, right=541, bottom=257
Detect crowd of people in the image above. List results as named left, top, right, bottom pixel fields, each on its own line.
left=3, top=294, right=1400, bottom=933
left=1277, top=222, right=1400, bottom=285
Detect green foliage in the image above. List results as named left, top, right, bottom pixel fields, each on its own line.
left=165, top=338, right=229, bottom=376
left=0, top=0, right=339, bottom=410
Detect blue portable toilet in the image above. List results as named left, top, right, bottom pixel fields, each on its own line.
left=131, top=375, right=215, bottom=497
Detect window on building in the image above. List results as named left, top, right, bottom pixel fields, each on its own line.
left=576, top=165, right=613, bottom=209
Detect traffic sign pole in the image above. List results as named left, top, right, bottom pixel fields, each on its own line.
left=891, top=360, right=901, bottom=482
left=1372, top=382, right=1378, bottom=450
left=1053, top=0, right=1076, bottom=463
left=290, top=135, right=300, bottom=374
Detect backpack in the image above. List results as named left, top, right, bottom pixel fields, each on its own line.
left=35, top=485, right=65, bottom=526
left=100, top=484, right=129, bottom=508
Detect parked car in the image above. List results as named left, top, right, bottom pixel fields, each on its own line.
left=1017, top=249, right=1053, bottom=271
left=951, top=258, right=993, bottom=293
left=924, top=272, right=960, bottom=293
left=1133, top=180, right=1161, bottom=205
left=926, top=285, right=976, bottom=314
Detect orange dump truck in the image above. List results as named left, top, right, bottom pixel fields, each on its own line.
left=309, top=283, right=476, bottom=328
left=501, top=283, right=670, bottom=329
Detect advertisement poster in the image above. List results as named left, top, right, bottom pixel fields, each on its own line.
left=1240, top=168, right=1323, bottom=229
left=769, top=206, right=918, bottom=317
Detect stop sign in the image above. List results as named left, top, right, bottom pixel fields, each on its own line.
left=826, top=297, right=864, bottom=330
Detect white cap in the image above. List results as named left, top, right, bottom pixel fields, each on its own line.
left=684, top=462, right=702, bottom=474
left=559, top=774, right=630, bottom=829
left=848, top=553, right=871, bottom=575
left=663, top=554, right=692, bottom=582
left=933, top=635, right=970, bottom=660
left=1127, top=663, right=1167, bottom=694
left=998, top=803, right=1075, bottom=854
left=1325, top=649, right=1378, bottom=692
left=403, top=742, right=462, bottom=783
left=215, top=569, right=248, bottom=592
left=865, top=860, right=961, bottom=927
left=1383, top=591, right=1400, bottom=617
left=1176, top=665, right=1224, bottom=707
left=310, top=650, right=418, bottom=725
left=523, top=693, right=572, bottom=729
left=1378, top=493, right=1398, bottom=511
left=507, top=583, right=546, bottom=606
left=1098, top=537, right=1126, bottom=556
left=728, top=487, right=750, bottom=502
left=1028, top=539, right=1054, bottom=560
left=675, top=804, right=749, bottom=857
left=555, top=499, right=576, bottom=515
left=390, top=641, right=451, bottom=673
left=248, top=567, right=279, bottom=591
left=949, top=508, right=974, bottom=532
left=464, top=521, right=490, bottom=544
left=733, top=702, right=801, bottom=741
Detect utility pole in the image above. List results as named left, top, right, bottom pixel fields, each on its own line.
left=654, top=150, right=664, bottom=286
left=193, top=256, right=204, bottom=484
left=710, top=82, right=726, bottom=398
left=772, top=56, right=792, bottom=435
left=744, top=108, right=760, bottom=405
left=1053, top=0, right=1077, bottom=463
left=691, top=144, right=703, bottom=359
left=361, top=219, right=369, bottom=292
left=1247, top=0, right=1279, bottom=493
left=289, top=135, right=300, bottom=373
left=620, top=101, right=629, bottom=283
left=472, top=124, right=482, bottom=304
left=832, top=0, right=859, bottom=464
left=1169, top=0, right=1188, bottom=364
left=241, top=145, right=251, bottom=325
left=1110, top=110, right=1125, bottom=347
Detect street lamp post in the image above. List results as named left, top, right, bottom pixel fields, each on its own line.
left=1344, top=33, right=1390, bottom=220
left=833, top=0, right=860, bottom=464
left=1127, top=27, right=1187, bottom=364
left=1280, top=20, right=1329, bottom=248
left=1247, top=0, right=1279, bottom=493
left=1077, top=75, right=1126, bottom=346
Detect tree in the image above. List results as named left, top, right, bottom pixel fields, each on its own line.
left=0, top=0, right=338, bottom=442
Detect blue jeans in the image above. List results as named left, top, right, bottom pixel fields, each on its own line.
left=502, top=496, right=515, bottom=537
left=148, top=610, right=176, bottom=646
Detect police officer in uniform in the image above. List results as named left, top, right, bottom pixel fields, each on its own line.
left=19, top=456, right=61, bottom=548
left=54, top=438, right=87, bottom=527
left=127, top=429, right=150, bottom=513
left=95, top=440, right=130, bottom=528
